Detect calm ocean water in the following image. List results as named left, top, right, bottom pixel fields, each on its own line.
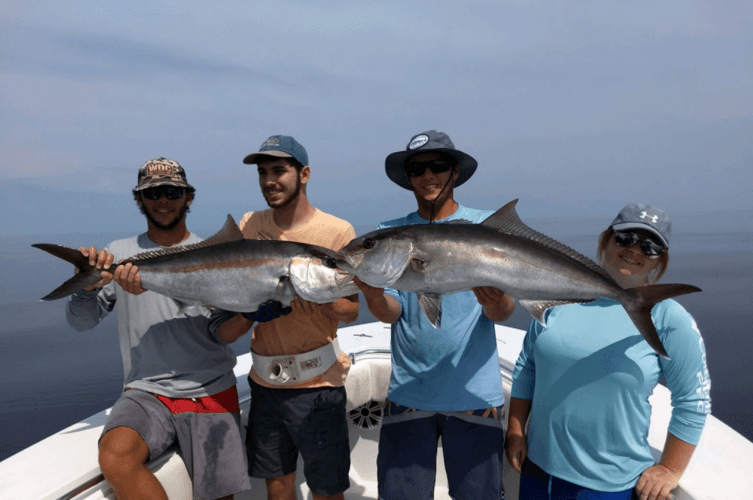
left=1, top=213, right=752, bottom=462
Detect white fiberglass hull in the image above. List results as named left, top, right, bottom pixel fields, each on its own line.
left=0, top=323, right=751, bottom=500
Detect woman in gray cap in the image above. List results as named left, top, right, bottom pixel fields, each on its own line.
left=506, top=204, right=711, bottom=500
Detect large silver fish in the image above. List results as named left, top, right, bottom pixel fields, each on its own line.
left=330, top=199, right=701, bottom=358
left=33, top=215, right=358, bottom=311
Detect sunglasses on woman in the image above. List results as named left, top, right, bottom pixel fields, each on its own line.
left=141, top=186, right=186, bottom=200
left=405, top=161, right=454, bottom=178
left=613, top=231, right=666, bottom=259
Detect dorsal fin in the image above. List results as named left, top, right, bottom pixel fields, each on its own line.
left=129, top=215, right=243, bottom=262
left=482, top=200, right=618, bottom=285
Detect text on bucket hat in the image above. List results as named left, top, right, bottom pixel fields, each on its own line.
left=610, top=203, right=671, bottom=248
left=242, top=135, right=309, bottom=167
left=135, top=157, right=191, bottom=191
left=384, top=130, right=478, bottom=190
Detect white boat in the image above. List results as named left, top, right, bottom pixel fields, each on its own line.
left=1, top=322, right=751, bottom=500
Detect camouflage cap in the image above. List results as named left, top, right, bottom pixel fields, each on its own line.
left=135, top=157, right=191, bottom=191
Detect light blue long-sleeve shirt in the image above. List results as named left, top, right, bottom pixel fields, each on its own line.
left=512, top=298, right=711, bottom=491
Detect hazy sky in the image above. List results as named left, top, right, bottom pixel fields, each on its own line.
left=2, top=0, right=752, bottom=237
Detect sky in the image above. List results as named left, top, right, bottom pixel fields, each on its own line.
left=1, top=0, right=752, bottom=238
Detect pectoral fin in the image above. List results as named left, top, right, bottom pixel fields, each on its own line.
left=417, top=293, right=443, bottom=329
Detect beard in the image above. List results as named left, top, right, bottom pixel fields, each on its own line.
left=141, top=202, right=190, bottom=231
left=264, top=176, right=302, bottom=209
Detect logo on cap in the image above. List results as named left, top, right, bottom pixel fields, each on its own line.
left=640, top=211, right=659, bottom=223
left=261, top=137, right=281, bottom=148
left=408, top=135, right=429, bottom=150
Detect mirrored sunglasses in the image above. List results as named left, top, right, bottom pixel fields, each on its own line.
left=613, top=231, right=666, bottom=259
left=141, top=186, right=185, bottom=200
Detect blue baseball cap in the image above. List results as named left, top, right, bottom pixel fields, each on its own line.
left=243, top=135, right=309, bottom=167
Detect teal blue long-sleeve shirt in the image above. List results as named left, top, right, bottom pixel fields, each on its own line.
left=511, top=298, right=711, bottom=492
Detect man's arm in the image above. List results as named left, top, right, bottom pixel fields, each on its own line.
left=354, top=277, right=401, bottom=324
left=505, top=397, right=532, bottom=473
left=211, top=310, right=254, bottom=344
left=66, top=247, right=117, bottom=331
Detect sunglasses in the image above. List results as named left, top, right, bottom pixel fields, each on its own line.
left=613, top=231, right=666, bottom=259
left=405, top=161, right=454, bottom=178
left=141, top=186, right=186, bottom=200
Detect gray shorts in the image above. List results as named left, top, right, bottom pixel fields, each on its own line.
left=102, top=388, right=251, bottom=500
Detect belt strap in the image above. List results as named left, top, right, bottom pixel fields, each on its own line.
left=252, top=339, right=341, bottom=386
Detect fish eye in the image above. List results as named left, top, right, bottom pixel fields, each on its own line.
left=363, top=238, right=375, bottom=250
left=326, top=258, right=338, bottom=269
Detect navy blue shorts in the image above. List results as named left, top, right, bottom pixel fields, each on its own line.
left=519, top=459, right=637, bottom=500
left=246, top=378, right=350, bottom=497
left=377, top=400, right=505, bottom=500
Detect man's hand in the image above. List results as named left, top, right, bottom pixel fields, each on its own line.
left=243, top=300, right=292, bottom=323
left=112, top=262, right=147, bottom=295
left=472, top=286, right=514, bottom=322
left=78, top=246, right=115, bottom=291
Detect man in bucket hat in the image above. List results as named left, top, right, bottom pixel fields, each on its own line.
left=357, top=131, right=515, bottom=499
left=211, top=136, right=359, bottom=500
left=65, top=158, right=250, bottom=500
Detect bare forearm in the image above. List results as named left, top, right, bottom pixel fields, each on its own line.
left=365, top=293, right=401, bottom=324
left=506, top=397, right=532, bottom=437
left=216, top=313, right=254, bottom=344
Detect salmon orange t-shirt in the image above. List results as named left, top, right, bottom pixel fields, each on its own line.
left=239, top=208, right=356, bottom=389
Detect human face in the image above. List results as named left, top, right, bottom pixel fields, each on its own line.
left=602, top=230, right=662, bottom=287
left=257, top=158, right=307, bottom=209
left=405, top=153, right=459, bottom=204
left=139, top=186, right=191, bottom=231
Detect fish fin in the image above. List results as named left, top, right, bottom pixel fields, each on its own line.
left=482, top=200, right=617, bottom=285
left=130, top=215, right=244, bottom=261
left=445, top=219, right=475, bottom=225
left=417, top=293, right=442, bottom=329
left=32, top=244, right=104, bottom=300
left=518, top=299, right=595, bottom=326
left=623, top=283, right=702, bottom=359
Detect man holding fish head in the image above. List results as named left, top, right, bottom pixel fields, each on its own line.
left=211, top=135, right=358, bottom=500
left=355, top=130, right=514, bottom=500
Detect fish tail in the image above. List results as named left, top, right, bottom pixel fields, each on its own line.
left=32, top=244, right=104, bottom=300
left=623, top=283, right=702, bottom=359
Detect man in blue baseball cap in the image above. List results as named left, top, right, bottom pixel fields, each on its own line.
left=358, top=130, right=515, bottom=500
left=212, top=135, right=359, bottom=500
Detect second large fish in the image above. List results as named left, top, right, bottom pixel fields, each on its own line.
left=330, top=199, right=700, bottom=358
left=34, top=215, right=358, bottom=312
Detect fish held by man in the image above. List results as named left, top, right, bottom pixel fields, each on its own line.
left=33, top=215, right=359, bottom=312
left=330, top=199, right=701, bottom=358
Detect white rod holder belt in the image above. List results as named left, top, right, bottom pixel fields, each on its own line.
left=252, top=339, right=342, bottom=386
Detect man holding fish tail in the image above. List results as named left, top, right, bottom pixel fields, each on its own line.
left=211, top=135, right=359, bottom=500
left=66, top=158, right=250, bottom=500
left=356, top=130, right=514, bottom=500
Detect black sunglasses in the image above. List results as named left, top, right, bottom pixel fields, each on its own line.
left=613, top=231, right=666, bottom=259
left=405, top=161, right=454, bottom=178
left=141, top=186, right=185, bottom=201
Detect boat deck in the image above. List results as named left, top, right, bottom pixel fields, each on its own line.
left=1, top=322, right=751, bottom=499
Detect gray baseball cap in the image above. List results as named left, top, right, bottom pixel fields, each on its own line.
left=610, top=203, right=671, bottom=247
left=385, top=130, right=478, bottom=190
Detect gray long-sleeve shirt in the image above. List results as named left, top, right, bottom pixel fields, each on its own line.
left=66, top=232, right=237, bottom=398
